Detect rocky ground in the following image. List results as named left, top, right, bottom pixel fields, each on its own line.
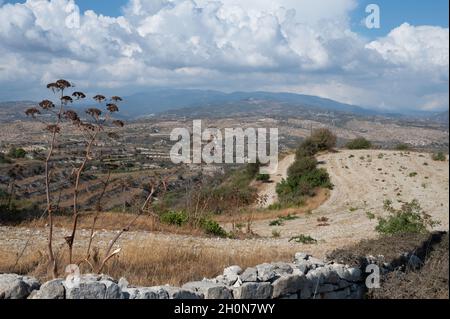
left=251, top=150, right=449, bottom=244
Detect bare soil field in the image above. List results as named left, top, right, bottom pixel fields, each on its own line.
left=251, top=150, right=449, bottom=245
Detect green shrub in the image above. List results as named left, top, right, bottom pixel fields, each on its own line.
left=269, top=214, right=299, bottom=226
left=256, top=174, right=270, bottom=182
left=288, top=234, right=317, bottom=244
left=246, top=161, right=261, bottom=177
left=295, top=138, right=319, bottom=158
left=366, top=211, right=376, bottom=220
left=376, top=199, right=440, bottom=235
left=431, top=152, right=446, bottom=161
left=395, top=143, right=410, bottom=151
left=346, top=137, right=372, bottom=150
left=299, top=168, right=333, bottom=189
left=408, top=172, right=417, bottom=177
left=160, top=211, right=188, bottom=226
left=288, top=156, right=318, bottom=177
left=0, top=154, right=12, bottom=164
left=310, top=128, right=337, bottom=151
left=269, top=219, right=283, bottom=226
left=8, top=147, right=26, bottom=159
left=272, top=230, right=281, bottom=238
left=200, top=219, right=229, bottom=238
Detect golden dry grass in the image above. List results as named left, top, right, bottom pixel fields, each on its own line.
left=18, top=212, right=205, bottom=236
left=0, top=239, right=295, bottom=287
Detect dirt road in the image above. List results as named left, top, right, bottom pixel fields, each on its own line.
left=255, top=154, right=295, bottom=208
left=251, top=150, right=449, bottom=246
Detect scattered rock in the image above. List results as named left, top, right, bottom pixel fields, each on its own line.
left=233, top=282, right=273, bottom=299
left=182, top=281, right=233, bottom=299
left=240, top=267, right=258, bottom=282
left=0, top=274, right=40, bottom=299
left=29, top=279, right=65, bottom=299
left=271, top=274, right=303, bottom=298
left=256, top=263, right=277, bottom=282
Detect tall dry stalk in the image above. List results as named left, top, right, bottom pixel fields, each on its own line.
left=26, top=79, right=74, bottom=277
left=26, top=81, right=124, bottom=275
left=65, top=95, right=123, bottom=264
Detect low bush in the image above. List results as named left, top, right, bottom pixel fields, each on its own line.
left=295, top=138, right=319, bottom=159
left=0, top=154, right=12, bottom=164
left=272, top=230, right=281, bottom=238
left=376, top=199, right=440, bottom=235
left=256, top=174, right=270, bottom=182
left=395, top=143, right=411, bottom=151
left=8, top=147, right=26, bottom=159
left=160, top=211, right=189, bottom=227
left=310, top=128, right=337, bottom=152
left=269, top=214, right=298, bottom=226
left=200, top=219, right=229, bottom=238
left=288, top=234, right=317, bottom=244
left=432, top=152, right=447, bottom=161
left=346, top=137, right=372, bottom=150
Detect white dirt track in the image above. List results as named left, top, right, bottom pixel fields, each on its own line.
left=252, top=150, right=449, bottom=249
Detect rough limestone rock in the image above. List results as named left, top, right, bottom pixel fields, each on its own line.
left=155, top=286, right=203, bottom=299
left=222, top=265, right=242, bottom=286
left=29, top=279, right=65, bottom=299
left=0, top=274, right=40, bottom=299
left=240, top=267, right=258, bottom=282
left=271, top=274, right=303, bottom=298
left=136, top=287, right=169, bottom=299
left=294, top=260, right=311, bottom=274
left=294, top=252, right=310, bottom=262
left=102, top=280, right=123, bottom=299
left=256, top=263, right=277, bottom=282
left=182, top=281, right=233, bottom=299
left=233, top=282, right=273, bottom=299
left=272, top=262, right=294, bottom=276
left=122, top=287, right=140, bottom=299
left=334, top=266, right=362, bottom=282
left=65, top=281, right=107, bottom=299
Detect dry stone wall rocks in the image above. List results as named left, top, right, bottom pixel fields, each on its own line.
left=3, top=250, right=420, bottom=299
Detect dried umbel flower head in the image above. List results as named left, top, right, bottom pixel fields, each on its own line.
left=61, top=96, right=74, bottom=105
left=112, top=120, right=124, bottom=127
left=39, top=99, right=55, bottom=110
left=72, top=91, right=86, bottom=100
left=106, top=103, right=119, bottom=113
left=93, top=95, right=106, bottom=103
left=47, top=79, right=72, bottom=92
left=46, top=124, right=61, bottom=134
left=111, top=96, right=123, bottom=102
left=56, top=79, right=72, bottom=90
left=86, top=108, right=102, bottom=118
left=64, top=110, right=80, bottom=122
left=46, top=83, right=59, bottom=92
left=25, top=107, right=41, bottom=118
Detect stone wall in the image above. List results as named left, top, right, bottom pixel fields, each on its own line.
left=0, top=252, right=369, bottom=299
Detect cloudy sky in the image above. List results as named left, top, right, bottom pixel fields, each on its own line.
left=0, top=0, right=448, bottom=112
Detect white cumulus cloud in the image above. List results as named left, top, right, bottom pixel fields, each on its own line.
left=0, top=0, right=448, bottom=112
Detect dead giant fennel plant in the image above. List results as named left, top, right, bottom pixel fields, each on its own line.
left=25, top=80, right=138, bottom=276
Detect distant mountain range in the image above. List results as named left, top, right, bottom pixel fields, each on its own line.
left=0, top=89, right=448, bottom=125
left=119, top=89, right=378, bottom=118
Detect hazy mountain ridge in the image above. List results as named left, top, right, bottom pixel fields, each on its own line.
left=1, top=89, right=448, bottom=125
